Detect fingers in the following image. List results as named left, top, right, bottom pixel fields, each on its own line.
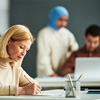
left=31, top=83, right=41, bottom=95
left=36, top=83, right=41, bottom=90
left=32, top=89, right=40, bottom=95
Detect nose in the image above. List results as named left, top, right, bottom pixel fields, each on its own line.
left=90, top=43, right=95, bottom=48
left=21, top=50, right=26, bottom=56
left=61, top=21, right=67, bottom=27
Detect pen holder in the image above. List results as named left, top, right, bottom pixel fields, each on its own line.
left=65, top=80, right=80, bottom=98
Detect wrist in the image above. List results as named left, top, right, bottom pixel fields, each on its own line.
left=18, top=87, right=25, bottom=95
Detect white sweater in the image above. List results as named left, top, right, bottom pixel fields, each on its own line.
left=37, top=27, right=79, bottom=77
left=0, top=57, right=38, bottom=95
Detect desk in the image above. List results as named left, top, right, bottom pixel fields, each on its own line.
left=0, top=89, right=100, bottom=100
left=35, top=77, right=100, bottom=88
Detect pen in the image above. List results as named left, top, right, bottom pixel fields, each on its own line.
left=24, top=75, right=41, bottom=93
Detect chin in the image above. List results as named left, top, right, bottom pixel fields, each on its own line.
left=59, top=26, right=64, bottom=28
left=13, top=59, right=19, bottom=62
left=89, top=49, right=95, bottom=52
left=13, top=60, right=18, bottom=62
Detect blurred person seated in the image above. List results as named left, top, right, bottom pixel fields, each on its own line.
left=37, top=6, right=79, bottom=77
left=60, top=25, right=100, bottom=76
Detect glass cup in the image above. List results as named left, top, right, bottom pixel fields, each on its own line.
left=65, top=80, right=80, bottom=98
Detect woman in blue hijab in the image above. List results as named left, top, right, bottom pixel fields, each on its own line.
left=37, top=6, right=79, bottom=77
left=48, top=6, right=69, bottom=30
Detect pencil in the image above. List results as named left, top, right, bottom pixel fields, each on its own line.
left=24, top=75, right=41, bottom=93
left=68, top=74, right=76, bottom=96
left=77, top=74, right=82, bottom=81
left=24, top=75, right=32, bottom=83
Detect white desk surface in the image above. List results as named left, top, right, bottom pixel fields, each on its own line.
left=35, top=77, right=100, bottom=87
left=0, top=89, right=100, bottom=100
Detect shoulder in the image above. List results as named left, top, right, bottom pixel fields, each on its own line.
left=60, top=27, right=75, bottom=37
left=72, top=47, right=85, bottom=55
left=77, top=47, right=85, bottom=52
left=38, top=27, right=54, bottom=36
left=37, top=27, right=55, bottom=41
left=60, top=27, right=73, bottom=34
left=71, top=47, right=83, bottom=54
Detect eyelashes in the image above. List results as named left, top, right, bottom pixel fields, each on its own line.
left=20, top=46, right=29, bottom=52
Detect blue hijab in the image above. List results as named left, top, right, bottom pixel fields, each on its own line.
left=48, top=6, right=69, bottom=31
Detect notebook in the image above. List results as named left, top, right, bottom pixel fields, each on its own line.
left=74, top=58, right=100, bottom=80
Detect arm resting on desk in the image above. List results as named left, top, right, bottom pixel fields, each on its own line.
left=0, top=84, right=18, bottom=96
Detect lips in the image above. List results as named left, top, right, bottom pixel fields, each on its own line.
left=17, top=56, right=22, bottom=60
left=59, top=26, right=64, bottom=28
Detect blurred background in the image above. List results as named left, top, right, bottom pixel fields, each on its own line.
left=0, top=0, right=100, bottom=78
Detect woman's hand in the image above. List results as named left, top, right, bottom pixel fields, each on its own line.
left=18, top=83, right=41, bottom=95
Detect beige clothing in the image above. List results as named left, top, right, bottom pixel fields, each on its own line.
left=0, top=57, right=38, bottom=96
left=37, top=27, right=79, bottom=77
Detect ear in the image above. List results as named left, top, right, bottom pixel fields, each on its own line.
left=7, top=39, right=12, bottom=46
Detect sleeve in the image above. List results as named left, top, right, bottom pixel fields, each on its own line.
left=66, top=32, right=79, bottom=58
left=0, top=79, right=18, bottom=96
left=37, top=30, right=55, bottom=77
left=60, top=51, right=77, bottom=76
left=19, top=67, right=38, bottom=86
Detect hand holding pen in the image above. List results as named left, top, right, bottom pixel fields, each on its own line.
left=23, top=75, right=41, bottom=95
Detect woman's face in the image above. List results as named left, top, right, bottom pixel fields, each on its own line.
left=7, top=40, right=32, bottom=62
left=55, top=15, right=68, bottom=29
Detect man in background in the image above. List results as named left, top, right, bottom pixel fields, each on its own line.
left=60, top=25, right=100, bottom=76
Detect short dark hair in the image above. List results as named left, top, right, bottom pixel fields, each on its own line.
left=85, top=25, right=100, bottom=37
